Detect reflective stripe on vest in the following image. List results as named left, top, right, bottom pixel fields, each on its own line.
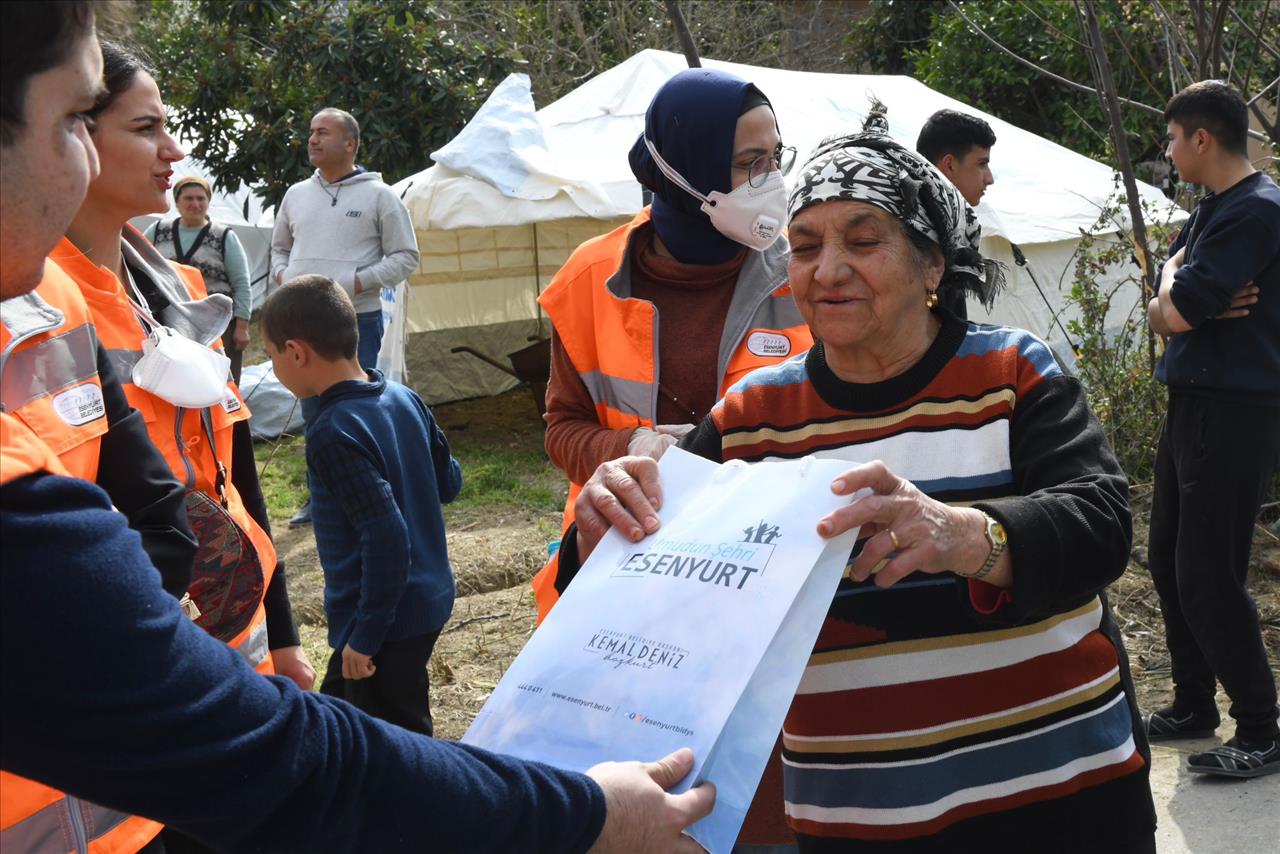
left=0, top=794, right=137, bottom=854
left=54, top=237, right=279, bottom=655
left=1, top=323, right=99, bottom=412
left=236, top=615, right=271, bottom=671
left=578, top=369, right=653, bottom=420
left=529, top=209, right=812, bottom=622
left=0, top=262, right=109, bottom=478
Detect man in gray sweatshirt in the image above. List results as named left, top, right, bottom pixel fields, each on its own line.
left=271, top=107, right=420, bottom=525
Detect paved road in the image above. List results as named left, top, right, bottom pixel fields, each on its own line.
left=1151, top=739, right=1280, bottom=853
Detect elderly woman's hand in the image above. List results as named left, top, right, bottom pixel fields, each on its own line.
left=574, top=456, right=664, bottom=561
left=817, top=461, right=1011, bottom=589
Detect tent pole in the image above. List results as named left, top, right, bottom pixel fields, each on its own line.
left=533, top=222, right=545, bottom=338
left=1010, top=241, right=1079, bottom=357
left=665, top=1, right=702, bottom=68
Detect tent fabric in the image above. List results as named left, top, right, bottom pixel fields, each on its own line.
left=394, top=50, right=1185, bottom=401
left=240, top=361, right=304, bottom=440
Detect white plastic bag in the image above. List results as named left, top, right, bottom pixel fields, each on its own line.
left=463, top=448, right=862, bottom=853
left=376, top=281, right=407, bottom=384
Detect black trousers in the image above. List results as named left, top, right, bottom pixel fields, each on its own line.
left=320, top=631, right=440, bottom=735
left=1148, top=391, right=1280, bottom=741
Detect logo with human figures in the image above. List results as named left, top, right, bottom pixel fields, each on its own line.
left=742, top=520, right=781, bottom=545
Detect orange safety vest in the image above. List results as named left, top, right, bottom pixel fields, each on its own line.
left=0, top=261, right=108, bottom=480
left=53, top=235, right=278, bottom=674
left=529, top=209, right=812, bottom=622
left=0, top=412, right=164, bottom=852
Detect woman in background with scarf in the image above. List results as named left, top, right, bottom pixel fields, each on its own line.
left=146, top=175, right=253, bottom=383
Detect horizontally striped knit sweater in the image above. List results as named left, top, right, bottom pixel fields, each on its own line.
left=681, top=314, right=1155, bottom=851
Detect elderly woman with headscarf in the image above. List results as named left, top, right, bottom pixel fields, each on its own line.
left=145, top=175, right=253, bottom=383
left=559, top=106, right=1157, bottom=852
left=531, top=68, right=813, bottom=624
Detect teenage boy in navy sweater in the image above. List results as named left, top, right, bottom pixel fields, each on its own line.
left=1145, top=80, right=1280, bottom=778
left=260, top=274, right=461, bottom=735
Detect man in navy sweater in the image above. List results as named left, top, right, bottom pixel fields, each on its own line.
left=260, top=274, right=461, bottom=736
left=0, top=3, right=714, bottom=850
left=1145, top=80, right=1280, bottom=778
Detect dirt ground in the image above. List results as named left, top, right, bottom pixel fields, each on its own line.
left=274, top=392, right=1280, bottom=741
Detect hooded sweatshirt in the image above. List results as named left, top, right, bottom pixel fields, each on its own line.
left=270, top=170, right=420, bottom=314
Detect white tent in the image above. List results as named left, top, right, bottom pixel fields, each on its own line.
left=392, top=49, right=1187, bottom=403
left=130, top=137, right=276, bottom=309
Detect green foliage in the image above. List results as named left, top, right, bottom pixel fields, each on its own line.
left=256, top=432, right=309, bottom=522
left=1063, top=185, right=1179, bottom=484
left=136, top=0, right=516, bottom=208
left=435, top=0, right=798, bottom=105
left=445, top=447, right=560, bottom=516
left=912, top=1, right=1165, bottom=163
left=254, top=404, right=562, bottom=525
left=845, top=0, right=946, bottom=75
left=847, top=0, right=1280, bottom=167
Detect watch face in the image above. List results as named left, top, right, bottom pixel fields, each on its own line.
left=991, top=521, right=1007, bottom=546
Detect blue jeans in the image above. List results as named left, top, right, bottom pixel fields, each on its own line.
left=301, top=309, right=385, bottom=425
left=356, top=308, right=385, bottom=373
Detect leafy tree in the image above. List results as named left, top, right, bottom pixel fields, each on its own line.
left=843, top=0, right=946, bottom=76
left=433, top=0, right=845, bottom=106
left=136, top=0, right=516, bottom=208
left=848, top=0, right=1279, bottom=167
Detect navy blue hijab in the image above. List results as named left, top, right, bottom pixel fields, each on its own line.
left=628, top=68, right=772, bottom=264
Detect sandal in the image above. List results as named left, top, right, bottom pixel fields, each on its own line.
left=1187, top=736, right=1280, bottom=779
left=1145, top=706, right=1219, bottom=741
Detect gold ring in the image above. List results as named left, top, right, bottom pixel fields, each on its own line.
left=888, top=530, right=901, bottom=551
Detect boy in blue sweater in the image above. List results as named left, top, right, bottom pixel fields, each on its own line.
left=260, top=274, right=461, bottom=735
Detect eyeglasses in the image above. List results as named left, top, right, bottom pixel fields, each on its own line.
left=748, top=145, right=798, bottom=187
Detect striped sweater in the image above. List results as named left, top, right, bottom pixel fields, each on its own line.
left=681, top=314, right=1155, bottom=850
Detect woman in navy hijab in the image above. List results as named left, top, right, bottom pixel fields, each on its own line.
left=533, top=67, right=809, bottom=846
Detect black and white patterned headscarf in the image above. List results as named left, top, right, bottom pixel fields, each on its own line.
left=787, top=101, right=1005, bottom=309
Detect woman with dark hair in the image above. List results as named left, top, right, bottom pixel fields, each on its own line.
left=564, top=105, right=1157, bottom=852
left=52, top=42, right=313, bottom=691
left=146, top=175, right=253, bottom=382
left=533, top=68, right=812, bottom=623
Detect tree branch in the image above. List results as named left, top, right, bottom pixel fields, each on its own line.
left=945, top=0, right=1165, bottom=120
left=1228, top=3, right=1280, bottom=62
left=948, top=0, right=1271, bottom=145
left=1248, top=74, right=1280, bottom=107
left=1076, top=0, right=1158, bottom=373
left=1150, top=0, right=1197, bottom=89
left=665, top=0, right=701, bottom=67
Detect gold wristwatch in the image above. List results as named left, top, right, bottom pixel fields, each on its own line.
left=967, top=513, right=1007, bottom=580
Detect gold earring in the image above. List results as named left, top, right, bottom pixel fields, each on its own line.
left=926, top=291, right=939, bottom=309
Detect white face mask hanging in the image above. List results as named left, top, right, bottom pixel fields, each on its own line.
left=125, top=268, right=231, bottom=408
left=644, top=137, right=787, bottom=251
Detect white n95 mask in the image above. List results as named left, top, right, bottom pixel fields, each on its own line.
left=644, top=137, right=787, bottom=251
left=132, top=322, right=231, bottom=409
